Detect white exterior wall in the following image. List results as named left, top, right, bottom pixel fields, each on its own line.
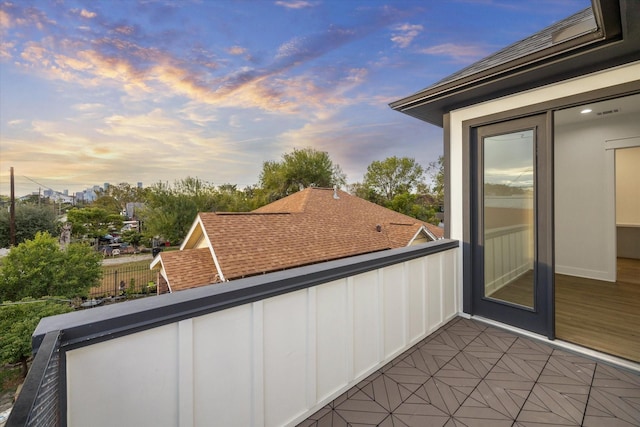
left=65, top=248, right=458, bottom=427
left=448, top=61, right=640, bottom=299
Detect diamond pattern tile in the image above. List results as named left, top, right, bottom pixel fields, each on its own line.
left=583, top=364, right=640, bottom=426
left=298, top=317, right=640, bottom=427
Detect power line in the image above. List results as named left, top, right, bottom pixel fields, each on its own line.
left=22, top=175, right=57, bottom=192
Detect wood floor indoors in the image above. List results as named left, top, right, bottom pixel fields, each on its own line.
left=556, top=257, right=640, bottom=362
left=488, top=258, right=640, bottom=362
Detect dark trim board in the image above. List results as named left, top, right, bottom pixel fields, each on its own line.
left=6, top=331, right=61, bottom=426
left=33, top=239, right=459, bottom=353
left=460, top=80, right=640, bottom=338
left=389, top=0, right=640, bottom=125
left=443, top=113, right=451, bottom=239
left=470, top=114, right=553, bottom=337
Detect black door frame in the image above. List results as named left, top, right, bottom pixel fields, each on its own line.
left=457, top=80, right=640, bottom=340
left=470, top=114, right=553, bottom=337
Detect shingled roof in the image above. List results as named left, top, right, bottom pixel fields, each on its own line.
left=151, top=188, right=443, bottom=292
left=155, top=247, right=219, bottom=292
left=425, top=7, right=596, bottom=92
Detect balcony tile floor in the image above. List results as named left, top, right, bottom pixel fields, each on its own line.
left=298, top=317, right=640, bottom=427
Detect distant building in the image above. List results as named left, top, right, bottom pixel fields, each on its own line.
left=125, top=202, right=145, bottom=219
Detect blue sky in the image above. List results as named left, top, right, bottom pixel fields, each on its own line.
left=0, top=0, right=589, bottom=196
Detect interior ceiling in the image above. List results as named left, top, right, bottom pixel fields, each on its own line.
left=555, top=92, right=640, bottom=125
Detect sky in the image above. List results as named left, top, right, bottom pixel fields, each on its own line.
left=0, top=0, right=590, bottom=197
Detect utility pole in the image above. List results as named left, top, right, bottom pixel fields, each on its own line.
left=10, top=167, right=16, bottom=246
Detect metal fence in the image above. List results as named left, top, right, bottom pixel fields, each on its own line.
left=89, top=265, right=158, bottom=298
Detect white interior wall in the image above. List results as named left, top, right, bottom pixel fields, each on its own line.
left=447, top=61, right=640, bottom=309
left=554, top=113, right=640, bottom=281
left=616, top=146, right=640, bottom=225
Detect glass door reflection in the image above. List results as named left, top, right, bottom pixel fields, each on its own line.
left=483, top=130, right=535, bottom=308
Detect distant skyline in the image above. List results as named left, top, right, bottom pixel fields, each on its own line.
left=0, top=0, right=590, bottom=196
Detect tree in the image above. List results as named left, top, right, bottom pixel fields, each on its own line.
left=259, top=148, right=346, bottom=201
left=0, top=232, right=103, bottom=301
left=66, top=207, right=123, bottom=240
left=140, top=177, right=218, bottom=245
left=121, top=230, right=143, bottom=251
left=387, top=193, right=438, bottom=224
left=0, top=298, right=73, bottom=378
left=427, top=155, right=444, bottom=206
left=362, top=156, right=425, bottom=203
left=213, top=184, right=255, bottom=212
left=0, top=204, right=58, bottom=247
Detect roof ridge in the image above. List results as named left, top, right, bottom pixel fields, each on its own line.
left=214, top=212, right=292, bottom=216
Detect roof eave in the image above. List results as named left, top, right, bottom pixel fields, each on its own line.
left=389, top=0, right=637, bottom=127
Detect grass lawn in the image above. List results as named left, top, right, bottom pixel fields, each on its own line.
left=0, top=366, right=21, bottom=396
left=0, top=365, right=22, bottom=412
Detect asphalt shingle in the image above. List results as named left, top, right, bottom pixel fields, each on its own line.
left=155, top=188, right=444, bottom=291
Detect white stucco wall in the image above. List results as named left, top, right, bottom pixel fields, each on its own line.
left=448, top=60, right=640, bottom=299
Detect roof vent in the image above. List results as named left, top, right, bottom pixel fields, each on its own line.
left=596, top=108, right=620, bottom=117
left=333, top=186, right=340, bottom=200
left=376, top=224, right=382, bottom=232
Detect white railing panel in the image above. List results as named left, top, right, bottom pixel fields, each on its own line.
left=443, top=247, right=457, bottom=317
left=426, top=253, right=443, bottom=327
left=263, top=289, right=309, bottom=427
left=352, top=270, right=381, bottom=378
left=63, top=245, right=459, bottom=427
left=407, top=257, right=426, bottom=343
left=192, top=304, right=253, bottom=426
left=66, top=323, right=179, bottom=427
left=315, top=279, right=349, bottom=402
left=383, top=264, right=406, bottom=359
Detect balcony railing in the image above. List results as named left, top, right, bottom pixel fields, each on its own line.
left=8, top=239, right=459, bottom=427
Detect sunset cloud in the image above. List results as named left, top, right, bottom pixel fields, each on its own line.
left=391, top=23, right=423, bottom=48
left=74, top=9, right=97, bottom=19
left=227, top=45, right=247, bottom=55
left=0, top=1, right=588, bottom=196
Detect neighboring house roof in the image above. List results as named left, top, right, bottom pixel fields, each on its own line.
left=390, top=1, right=640, bottom=125
left=155, top=247, right=219, bottom=293
left=151, top=188, right=443, bottom=292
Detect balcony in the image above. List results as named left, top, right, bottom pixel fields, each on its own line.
left=8, top=239, right=640, bottom=426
